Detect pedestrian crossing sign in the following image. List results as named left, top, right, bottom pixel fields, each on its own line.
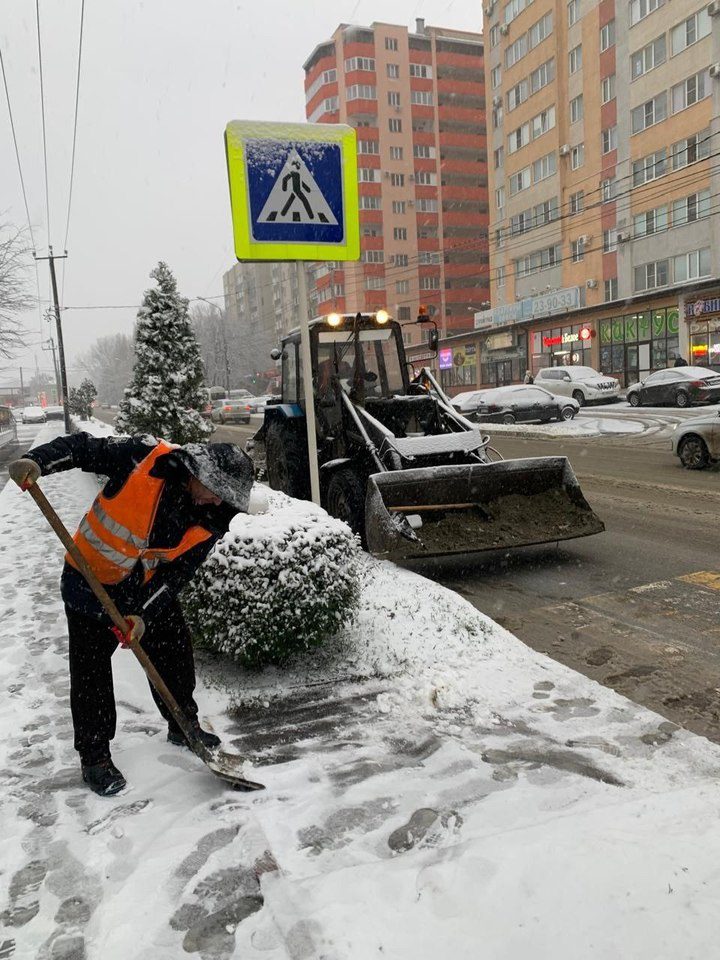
left=225, top=120, right=360, bottom=262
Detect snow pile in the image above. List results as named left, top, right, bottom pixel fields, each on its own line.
left=183, top=490, right=361, bottom=667
left=478, top=415, right=646, bottom=437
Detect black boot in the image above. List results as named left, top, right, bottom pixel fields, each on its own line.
left=81, top=758, right=126, bottom=796
left=167, top=721, right=220, bottom=751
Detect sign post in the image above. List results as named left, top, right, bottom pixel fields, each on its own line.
left=225, top=120, right=360, bottom=505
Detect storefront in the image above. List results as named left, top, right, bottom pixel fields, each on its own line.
left=685, top=295, right=720, bottom=373
left=530, top=322, right=594, bottom=374
left=479, top=330, right=528, bottom=386
left=598, top=307, right=680, bottom=387
left=438, top=343, right=478, bottom=391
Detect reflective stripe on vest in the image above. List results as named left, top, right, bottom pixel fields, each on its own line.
left=66, top=440, right=213, bottom=585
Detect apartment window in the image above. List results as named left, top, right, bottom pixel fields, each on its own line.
left=515, top=244, right=561, bottom=277
left=671, top=70, right=709, bottom=114
left=672, top=189, right=711, bottom=226
left=385, top=37, right=398, bottom=51
left=571, top=238, right=585, bottom=262
left=631, top=92, right=666, bottom=133
left=347, top=84, right=377, bottom=100
left=419, top=252, right=440, bottom=264
left=530, top=12, right=553, bottom=48
left=604, top=277, right=618, bottom=301
left=673, top=248, right=711, bottom=283
left=600, top=20, right=615, bottom=51
left=388, top=91, right=401, bottom=107
left=493, top=106, right=504, bottom=128
left=570, top=190, right=584, bottom=214
left=633, top=205, right=668, bottom=237
left=392, top=200, right=406, bottom=214
left=630, top=0, right=663, bottom=26
left=494, top=147, right=505, bottom=169
left=568, top=0, right=579, bottom=26
left=508, top=123, right=530, bottom=153
left=671, top=129, right=711, bottom=169
left=509, top=166, right=531, bottom=195
left=601, top=75, right=615, bottom=103
left=600, top=177, right=617, bottom=202
left=308, top=97, right=339, bottom=122
left=495, top=186, right=506, bottom=209
left=395, top=253, right=409, bottom=266
left=534, top=197, right=559, bottom=225
left=497, top=265, right=506, bottom=288
left=571, top=143, right=584, bottom=169
left=631, top=35, right=666, bottom=80
left=671, top=9, right=711, bottom=55
left=409, top=63, right=432, bottom=78
left=359, top=168, right=378, bottom=181
left=505, top=35, right=529, bottom=68
left=634, top=259, right=669, bottom=292
left=601, top=125, right=617, bottom=154
left=387, top=63, right=400, bottom=79
left=507, top=80, right=529, bottom=112
left=358, top=140, right=380, bottom=154
left=490, top=24, right=500, bottom=47
left=415, top=170, right=436, bottom=185
left=393, top=227, right=407, bottom=241
left=395, top=280, right=410, bottom=293
left=390, top=173, right=405, bottom=187
left=570, top=95, right=584, bottom=123
left=491, top=65, right=502, bottom=88
left=362, top=250, right=385, bottom=263
left=416, top=198, right=438, bottom=212
left=413, top=144, right=435, bottom=159
left=305, top=69, right=338, bottom=103
left=632, top=149, right=666, bottom=185
left=569, top=45, right=582, bottom=74
left=388, top=118, right=402, bottom=133
left=503, top=0, right=534, bottom=26
left=390, top=146, right=404, bottom=160
left=533, top=152, right=556, bottom=182
left=531, top=105, right=555, bottom=140
left=603, top=228, right=618, bottom=252
left=365, top=276, right=386, bottom=290
left=420, top=276, right=440, bottom=290
left=359, top=195, right=381, bottom=209
left=398, top=307, right=411, bottom=322
left=345, top=57, right=375, bottom=72
left=411, top=90, right=433, bottom=106
left=530, top=59, right=555, bottom=94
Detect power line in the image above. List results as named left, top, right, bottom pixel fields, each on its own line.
left=0, top=44, right=36, bottom=250
left=61, top=0, right=85, bottom=308
left=35, top=0, right=51, bottom=247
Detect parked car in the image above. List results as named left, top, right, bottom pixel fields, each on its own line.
left=455, top=385, right=579, bottom=424
left=210, top=398, right=251, bottom=424
left=21, top=406, right=47, bottom=424
left=247, top=394, right=279, bottom=414
left=44, top=405, right=65, bottom=420
left=671, top=411, right=720, bottom=469
left=627, top=366, right=720, bottom=408
left=534, top=367, right=620, bottom=406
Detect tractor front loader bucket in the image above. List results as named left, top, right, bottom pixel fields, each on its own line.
left=365, top=456, right=604, bottom=560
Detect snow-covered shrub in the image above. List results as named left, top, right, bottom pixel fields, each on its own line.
left=183, top=492, right=361, bottom=667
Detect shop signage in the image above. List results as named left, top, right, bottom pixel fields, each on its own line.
left=438, top=347, right=454, bottom=370
left=474, top=300, right=530, bottom=330
left=685, top=297, right=720, bottom=320
left=542, top=329, right=590, bottom=347
left=474, top=286, right=582, bottom=331
left=486, top=332, right=514, bottom=351
left=408, top=351, right=435, bottom=363
left=599, top=308, right=679, bottom=345
left=531, top=286, right=581, bottom=317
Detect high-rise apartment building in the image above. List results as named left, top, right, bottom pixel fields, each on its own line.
left=478, top=0, right=720, bottom=389
left=303, top=19, right=489, bottom=344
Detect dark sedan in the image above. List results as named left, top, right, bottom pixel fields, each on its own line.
left=456, top=385, right=579, bottom=424
left=627, top=367, right=720, bottom=408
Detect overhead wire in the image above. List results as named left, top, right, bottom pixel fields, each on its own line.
left=35, top=0, right=52, bottom=248
left=61, top=0, right=86, bottom=307
left=0, top=45, right=37, bottom=252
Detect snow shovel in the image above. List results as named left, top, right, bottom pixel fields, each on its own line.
left=22, top=479, right=264, bottom=792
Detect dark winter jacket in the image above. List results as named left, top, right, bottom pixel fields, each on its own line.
left=26, top=432, right=237, bottom=627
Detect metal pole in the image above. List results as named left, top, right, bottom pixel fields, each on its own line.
left=37, top=248, right=71, bottom=433
left=19, top=367, right=24, bottom=405
left=297, top=265, right=320, bottom=505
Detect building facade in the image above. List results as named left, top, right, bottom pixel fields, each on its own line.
left=474, top=0, right=720, bottom=391
left=303, top=19, right=490, bottom=344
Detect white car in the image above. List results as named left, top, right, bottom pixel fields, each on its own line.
left=671, top=411, right=720, bottom=469
left=21, top=406, right=47, bottom=424
left=534, top=366, right=620, bottom=406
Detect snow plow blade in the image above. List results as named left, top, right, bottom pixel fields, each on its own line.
left=365, top=457, right=604, bottom=559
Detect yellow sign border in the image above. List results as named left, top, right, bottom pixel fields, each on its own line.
left=225, top=120, right=360, bottom=262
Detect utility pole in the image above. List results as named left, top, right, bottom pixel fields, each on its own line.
left=35, top=247, right=70, bottom=432
left=18, top=367, right=24, bottom=406
left=42, top=334, right=61, bottom=404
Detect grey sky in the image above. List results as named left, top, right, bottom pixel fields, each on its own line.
left=1, top=0, right=480, bottom=385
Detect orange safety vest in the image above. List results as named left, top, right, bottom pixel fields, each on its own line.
left=66, top=440, right=213, bottom=585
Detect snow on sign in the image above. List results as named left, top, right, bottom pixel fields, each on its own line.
left=225, top=120, right=360, bottom=262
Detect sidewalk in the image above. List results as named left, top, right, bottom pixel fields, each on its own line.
left=1, top=423, right=720, bottom=959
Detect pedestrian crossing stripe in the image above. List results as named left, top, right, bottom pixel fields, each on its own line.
left=678, top=571, right=720, bottom=591
left=257, top=149, right=338, bottom=226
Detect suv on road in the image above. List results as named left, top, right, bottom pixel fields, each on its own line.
left=534, top=367, right=620, bottom=406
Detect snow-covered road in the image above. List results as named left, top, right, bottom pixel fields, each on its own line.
left=2, top=424, right=720, bottom=959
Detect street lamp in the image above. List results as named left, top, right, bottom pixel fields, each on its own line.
left=196, top=296, right=230, bottom=393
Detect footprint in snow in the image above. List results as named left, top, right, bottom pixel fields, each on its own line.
left=85, top=798, right=152, bottom=835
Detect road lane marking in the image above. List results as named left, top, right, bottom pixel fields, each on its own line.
left=678, top=571, right=720, bottom=591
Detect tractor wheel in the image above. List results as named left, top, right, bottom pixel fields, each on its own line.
left=325, top=468, right=366, bottom=540
left=265, top=421, right=310, bottom=499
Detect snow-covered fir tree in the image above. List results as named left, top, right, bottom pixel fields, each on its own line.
left=116, top=262, right=211, bottom=443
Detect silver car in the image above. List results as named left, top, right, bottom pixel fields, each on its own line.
left=534, top=367, right=620, bottom=406
left=671, top=411, right=720, bottom=469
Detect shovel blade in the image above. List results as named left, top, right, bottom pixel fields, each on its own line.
left=365, top=456, right=604, bottom=560
left=193, top=744, right=265, bottom=791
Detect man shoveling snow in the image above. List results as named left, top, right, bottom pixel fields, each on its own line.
left=10, top=432, right=254, bottom=797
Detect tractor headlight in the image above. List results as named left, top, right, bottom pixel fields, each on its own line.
left=375, top=309, right=389, bottom=325
left=327, top=313, right=342, bottom=328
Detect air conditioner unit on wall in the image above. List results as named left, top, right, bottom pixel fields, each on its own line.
left=586, top=279, right=598, bottom=289
left=708, top=1, right=720, bottom=16
left=709, top=62, right=720, bottom=78
left=499, top=24, right=510, bottom=35
left=559, top=144, right=571, bottom=156
left=492, top=95, right=502, bottom=108
left=616, top=231, right=630, bottom=243
left=578, top=234, right=591, bottom=244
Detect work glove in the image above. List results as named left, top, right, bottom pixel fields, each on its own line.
left=9, top=458, right=41, bottom=491
left=112, top=614, right=145, bottom=648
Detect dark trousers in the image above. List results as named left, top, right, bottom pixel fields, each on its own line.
left=65, top=599, right=198, bottom=765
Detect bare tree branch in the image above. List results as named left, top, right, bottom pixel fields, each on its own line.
left=0, top=220, right=34, bottom=359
